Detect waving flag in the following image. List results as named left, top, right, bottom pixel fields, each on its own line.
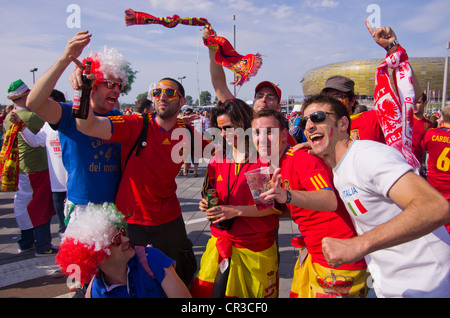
left=124, top=9, right=262, bottom=86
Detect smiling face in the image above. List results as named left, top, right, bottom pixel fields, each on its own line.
left=99, top=228, right=135, bottom=270
left=217, top=114, right=237, bottom=148
left=252, top=115, right=287, bottom=158
left=302, top=102, right=339, bottom=158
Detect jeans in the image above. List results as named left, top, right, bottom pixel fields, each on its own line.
left=18, top=219, right=52, bottom=253
left=52, top=191, right=67, bottom=234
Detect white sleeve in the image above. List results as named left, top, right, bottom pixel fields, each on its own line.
left=19, top=127, right=46, bottom=148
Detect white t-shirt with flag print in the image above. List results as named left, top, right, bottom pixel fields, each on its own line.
left=333, top=140, right=450, bottom=298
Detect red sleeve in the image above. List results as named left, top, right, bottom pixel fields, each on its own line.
left=292, top=149, right=334, bottom=192
left=109, top=114, right=143, bottom=144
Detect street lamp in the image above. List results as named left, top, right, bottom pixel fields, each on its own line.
left=442, top=42, right=450, bottom=108
left=30, top=68, right=38, bottom=84
left=178, top=76, right=186, bottom=84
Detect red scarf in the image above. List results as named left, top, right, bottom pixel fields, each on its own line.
left=374, top=45, right=420, bottom=170
left=124, top=9, right=262, bottom=86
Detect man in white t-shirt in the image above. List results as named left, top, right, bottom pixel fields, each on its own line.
left=301, top=94, right=450, bottom=297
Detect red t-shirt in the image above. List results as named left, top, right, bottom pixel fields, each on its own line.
left=280, top=147, right=366, bottom=270
left=412, top=116, right=433, bottom=161
left=423, top=127, right=450, bottom=197
left=110, top=113, right=209, bottom=226
left=350, top=110, right=385, bottom=144
left=203, top=154, right=278, bottom=247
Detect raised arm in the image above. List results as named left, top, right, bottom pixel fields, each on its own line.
left=27, top=31, right=92, bottom=125
left=202, top=27, right=234, bottom=103
left=365, top=20, right=422, bottom=100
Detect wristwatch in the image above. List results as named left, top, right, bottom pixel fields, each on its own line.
left=285, top=190, right=292, bottom=204
left=384, top=40, right=398, bottom=51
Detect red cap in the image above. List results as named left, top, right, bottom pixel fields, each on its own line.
left=255, top=81, right=281, bottom=102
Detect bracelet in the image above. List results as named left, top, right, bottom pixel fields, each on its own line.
left=384, top=40, right=398, bottom=52
left=285, top=190, right=292, bottom=204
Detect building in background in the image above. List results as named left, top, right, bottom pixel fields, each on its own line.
left=301, top=57, right=449, bottom=109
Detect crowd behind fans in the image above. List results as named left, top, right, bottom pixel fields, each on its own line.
left=1, top=20, right=450, bottom=299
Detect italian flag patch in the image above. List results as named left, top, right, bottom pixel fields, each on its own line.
left=347, top=199, right=367, bottom=217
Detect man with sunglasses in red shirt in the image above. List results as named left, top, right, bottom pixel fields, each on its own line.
left=75, top=72, right=211, bottom=288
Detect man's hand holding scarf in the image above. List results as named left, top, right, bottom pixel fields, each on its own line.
left=365, top=20, right=420, bottom=171
left=124, top=9, right=262, bottom=86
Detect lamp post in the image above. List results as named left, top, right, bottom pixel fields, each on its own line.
left=442, top=42, right=450, bottom=109
left=178, top=76, right=186, bottom=85
left=233, top=15, right=236, bottom=96
left=30, top=68, right=38, bottom=84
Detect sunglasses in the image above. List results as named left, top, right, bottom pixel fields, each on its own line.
left=110, top=227, right=127, bottom=247
left=219, top=125, right=234, bottom=132
left=99, top=80, right=125, bottom=91
left=151, top=88, right=181, bottom=99
left=255, top=93, right=277, bottom=101
left=299, top=111, right=334, bottom=130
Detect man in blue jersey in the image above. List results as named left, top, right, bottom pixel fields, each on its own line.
left=26, top=31, right=135, bottom=225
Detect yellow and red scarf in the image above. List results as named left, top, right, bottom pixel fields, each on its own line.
left=124, top=9, right=262, bottom=86
left=0, top=122, right=25, bottom=191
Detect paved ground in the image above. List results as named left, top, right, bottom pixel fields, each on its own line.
left=0, top=163, right=299, bottom=298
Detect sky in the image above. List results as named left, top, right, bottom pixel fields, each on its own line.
left=1, top=0, right=449, bottom=106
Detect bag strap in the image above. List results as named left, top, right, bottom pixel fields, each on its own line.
left=123, top=114, right=192, bottom=172
left=123, top=113, right=149, bottom=171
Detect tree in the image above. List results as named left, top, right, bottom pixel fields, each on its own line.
left=200, top=91, right=212, bottom=106
left=185, top=95, right=193, bottom=106
left=135, top=92, right=149, bottom=103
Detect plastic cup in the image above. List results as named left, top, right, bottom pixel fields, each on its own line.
left=244, top=167, right=274, bottom=210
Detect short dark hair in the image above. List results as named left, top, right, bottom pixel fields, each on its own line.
left=420, top=93, right=427, bottom=103
left=135, top=98, right=153, bottom=113
left=159, top=77, right=185, bottom=97
left=302, top=94, right=351, bottom=134
left=211, top=99, right=254, bottom=131
left=253, top=108, right=286, bottom=130
left=211, top=98, right=254, bottom=154
left=50, top=89, right=66, bottom=103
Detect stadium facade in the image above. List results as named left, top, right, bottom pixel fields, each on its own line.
left=301, top=57, right=449, bottom=104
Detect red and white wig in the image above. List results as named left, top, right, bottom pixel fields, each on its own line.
left=81, top=46, right=136, bottom=95
left=55, top=203, right=127, bottom=285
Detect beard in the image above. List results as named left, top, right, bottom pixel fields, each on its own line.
left=155, top=102, right=179, bottom=119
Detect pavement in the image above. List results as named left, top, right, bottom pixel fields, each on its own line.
left=0, top=162, right=299, bottom=298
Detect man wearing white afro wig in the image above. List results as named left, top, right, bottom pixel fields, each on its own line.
left=56, top=202, right=191, bottom=298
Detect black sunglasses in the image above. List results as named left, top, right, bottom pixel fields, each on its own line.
left=299, top=111, right=334, bottom=130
